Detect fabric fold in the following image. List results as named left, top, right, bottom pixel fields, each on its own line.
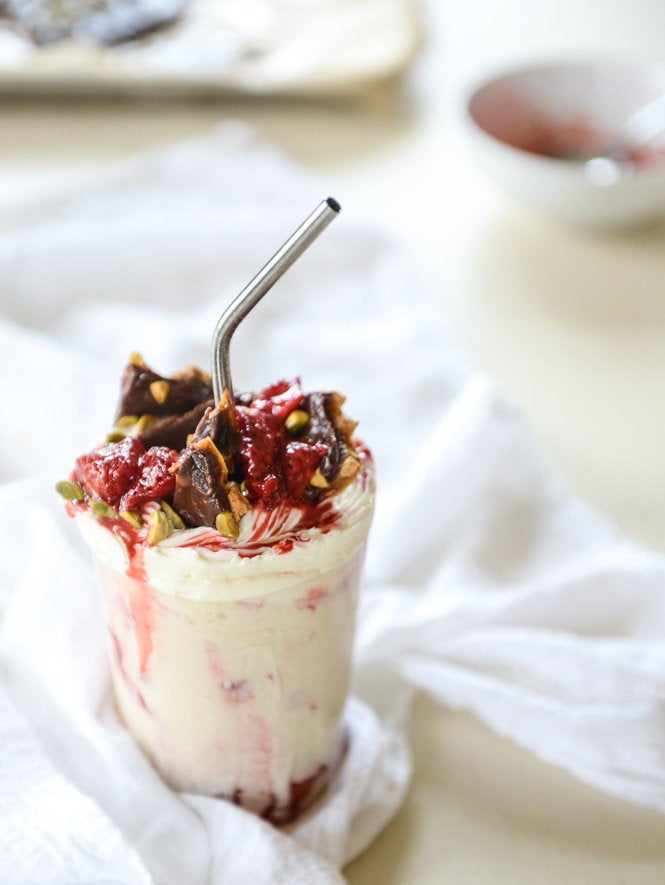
left=1, top=126, right=664, bottom=883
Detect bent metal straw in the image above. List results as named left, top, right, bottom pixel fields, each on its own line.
left=211, top=197, right=341, bottom=405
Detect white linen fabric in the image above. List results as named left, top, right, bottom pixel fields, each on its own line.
left=0, top=126, right=664, bottom=884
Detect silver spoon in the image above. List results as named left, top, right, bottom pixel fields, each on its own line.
left=585, top=92, right=665, bottom=186
left=211, top=197, right=341, bottom=405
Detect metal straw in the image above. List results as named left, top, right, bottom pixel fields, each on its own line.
left=211, top=197, right=341, bottom=404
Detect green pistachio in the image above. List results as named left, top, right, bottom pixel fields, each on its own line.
left=133, top=414, right=156, bottom=435
left=147, top=509, right=172, bottom=545
left=90, top=499, right=115, bottom=519
left=115, top=415, right=139, bottom=430
left=120, top=510, right=143, bottom=530
left=55, top=480, right=85, bottom=502
left=285, top=409, right=309, bottom=437
left=309, top=468, right=329, bottom=489
left=160, top=500, right=185, bottom=530
left=215, top=511, right=239, bottom=539
left=149, top=380, right=170, bottom=405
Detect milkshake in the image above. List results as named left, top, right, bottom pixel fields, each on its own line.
left=58, top=356, right=373, bottom=823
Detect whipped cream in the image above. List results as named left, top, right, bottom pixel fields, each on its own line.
left=76, top=462, right=374, bottom=601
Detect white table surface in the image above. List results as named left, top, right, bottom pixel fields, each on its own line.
left=3, top=0, right=665, bottom=880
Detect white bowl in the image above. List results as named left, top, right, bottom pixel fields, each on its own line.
left=460, top=60, right=665, bottom=227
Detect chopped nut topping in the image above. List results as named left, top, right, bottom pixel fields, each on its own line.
left=115, top=415, right=139, bottom=429
left=285, top=409, right=309, bottom=437
left=149, top=380, right=170, bottom=405
left=129, top=352, right=148, bottom=368
left=147, top=509, right=172, bottom=545
left=134, top=414, right=156, bottom=435
left=160, top=500, right=185, bottom=530
left=55, top=480, right=85, bottom=501
left=339, top=455, right=360, bottom=478
left=309, top=468, right=329, bottom=489
left=215, top=511, right=239, bottom=538
left=90, top=499, right=115, bottom=519
left=326, top=391, right=358, bottom=440
left=105, top=431, right=126, bottom=443
left=227, top=482, right=251, bottom=521
left=120, top=510, right=143, bottom=530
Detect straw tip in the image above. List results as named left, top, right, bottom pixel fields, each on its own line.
left=326, top=196, right=341, bottom=213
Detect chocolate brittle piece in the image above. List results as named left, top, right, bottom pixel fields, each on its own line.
left=188, top=391, right=241, bottom=476
left=172, top=393, right=247, bottom=527
left=301, top=392, right=359, bottom=500
left=173, top=440, right=230, bottom=528
left=137, top=399, right=213, bottom=451
left=116, top=355, right=212, bottom=420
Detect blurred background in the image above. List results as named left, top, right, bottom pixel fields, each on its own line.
left=3, top=0, right=665, bottom=880
left=3, top=0, right=665, bottom=554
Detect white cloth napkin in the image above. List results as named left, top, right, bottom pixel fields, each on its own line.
left=1, top=125, right=664, bottom=884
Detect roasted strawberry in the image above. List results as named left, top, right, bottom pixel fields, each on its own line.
left=120, top=446, right=180, bottom=511
left=74, top=437, right=145, bottom=505
left=281, top=441, right=328, bottom=501
left=252, top=378, right=304, bottom=422
left=236, top=407, right=282, bottom=508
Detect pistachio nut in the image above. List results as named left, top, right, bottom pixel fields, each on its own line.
left=215, top=511, right=239, bottom=539
left=90, top=499, right=115, bottom=519
left=227, top=483, right=251, bottom=521
left=129, top=352, right=148, bottom=368
left=309, top=468, right=329, bottom=489
left=147, top=509, right=172, bottom=545
left=115, top=415, right=139, bottom=430
left=120, top=510, right=143, bottom=530
left=55, top=480, right=85, bottom=502
left=134, top=413, right=157, bottom=435
left=149, top=380, right=170, bottom=405
left=160, top=500, right=185, bottom=530
left=339, top=455, right=360, bottom=478
left=285, top=409, right=309, bottom=437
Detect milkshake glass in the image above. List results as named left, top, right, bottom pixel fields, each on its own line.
left=75, top=471, right=373, bottom=823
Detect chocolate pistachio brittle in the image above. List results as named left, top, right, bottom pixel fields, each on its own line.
left=172, top=393, right=249, bottom=534
left=59, top=355, right=365, bottom=539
